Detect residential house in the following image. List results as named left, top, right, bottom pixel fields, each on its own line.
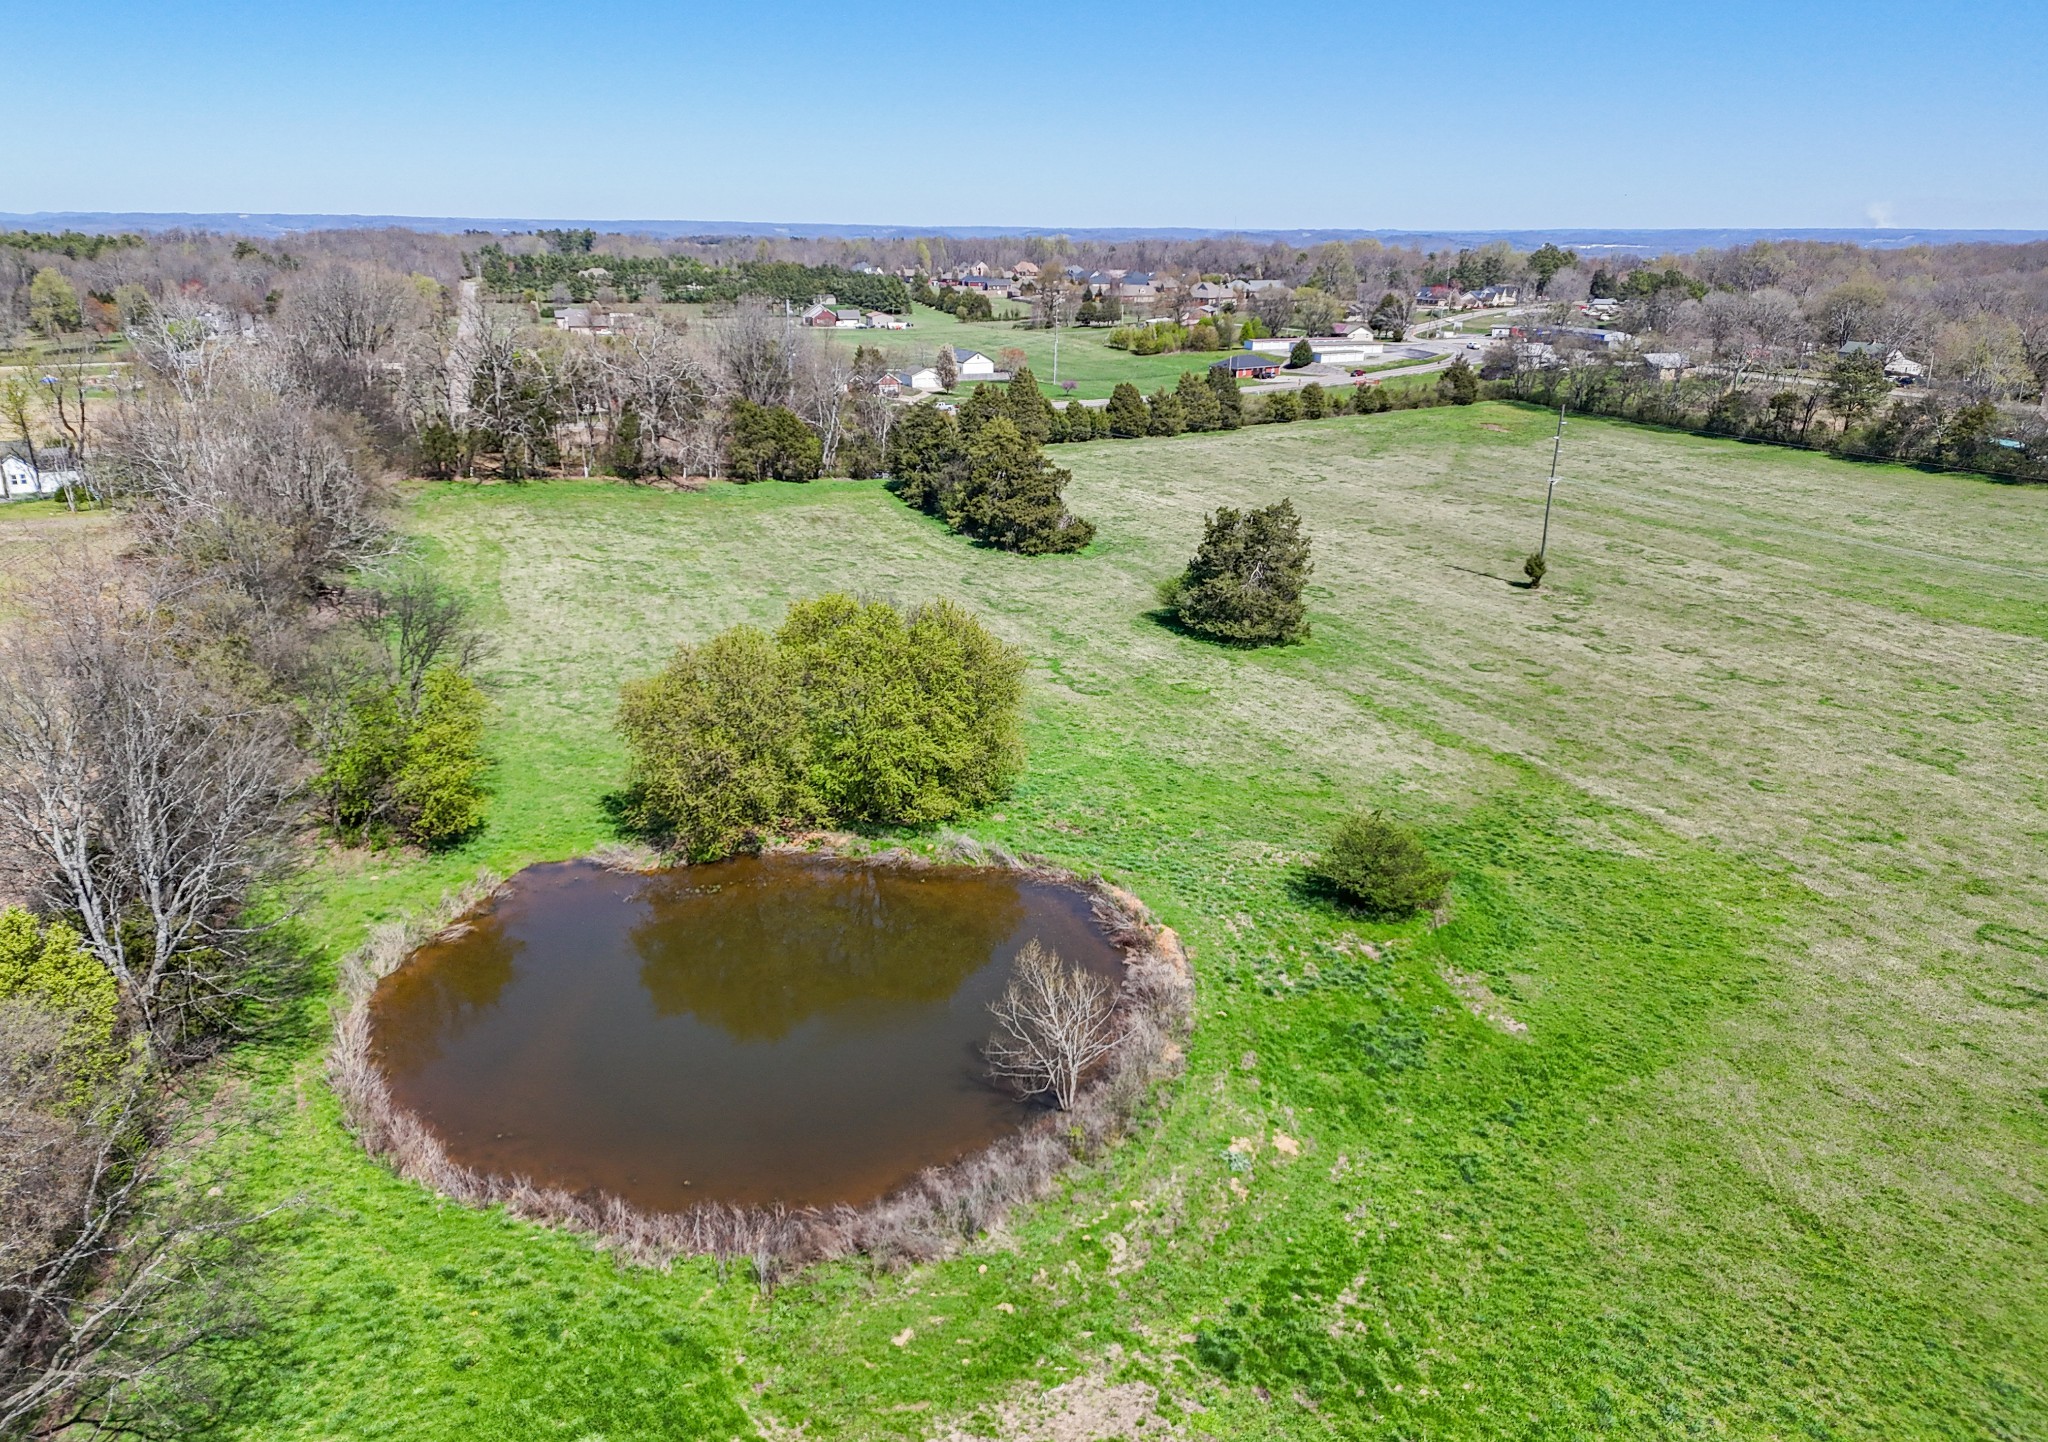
left=878, top=371, right=913, bottom=398
left=1212, top=353, right=1281, bottom=380
left=554, top=307, right=642, bottom=336
left=2, top=446, right=85, bottom=501
left=1188, top=281, right=1235, bottom=307
left=1415, top=285, right=1460, bottom=308
left=1838, top=340, right=1925, bottom=383
left=800, top=302, right=839, bottom=327
left=1472, top=284, right=1523, bottom=307
left=1642, top=351, right=1689, bottom=381
left=1116, top=271, right=1159, bottom=304
left=1011, top=260, right=1041, bottom=280
left=865, top=311, right=911, bottom=330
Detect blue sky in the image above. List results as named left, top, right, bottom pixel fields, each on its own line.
left=6, top=0, right=2043, bottom=230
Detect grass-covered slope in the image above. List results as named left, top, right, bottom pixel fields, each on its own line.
left=199, top=403, right=2047, bottom=1440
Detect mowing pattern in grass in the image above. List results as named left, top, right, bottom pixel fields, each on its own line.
left=177, top=404, right=2045, bottom=1440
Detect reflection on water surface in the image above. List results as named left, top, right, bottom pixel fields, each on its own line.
left=369, top=856, right=1122, bottom=1208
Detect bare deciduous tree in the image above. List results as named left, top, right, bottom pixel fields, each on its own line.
left=0, top=1005, right=259, bottom=1437
left=0, top=580, right=297, bottom=1049
left=984, top=940, right=1124, bottom=1111
left=713, top=300, right=798, bottom=408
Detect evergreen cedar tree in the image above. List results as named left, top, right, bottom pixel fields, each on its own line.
left=1163, top=498, right=1313, bottom=645
left=617, top=595, right=1025, bottom=860
left=1263, top=390, right=1300, bottom=422
left=1288, top=338, right=1315, bottom=369
left=1299, top=382, right=1328, bottom=419
left=1313, top=811, right=1453, bottom=917
left=1437, top=357, right=1479, bottom=405
left=1146, top=388, right=1185, bottom=436
left=1106, top=382, right=1149, bottom=437
left=728, top=399, right=822, bottom=481
left=887, top=395, right=1095, bottom=554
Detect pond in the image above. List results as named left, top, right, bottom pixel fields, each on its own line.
left=368, top=855, right=1125, bottom=1210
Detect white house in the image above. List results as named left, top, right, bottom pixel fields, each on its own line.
left=950, top=348, right=997, bottom=381
left=2, top=448, right=85, bottom=501
left=906, top=366, right=947, bottom=393
left=864, top=311, right=911, bottom=330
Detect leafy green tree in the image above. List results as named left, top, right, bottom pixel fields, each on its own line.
left=1207, top=367, right=1244, bottom=429
left=935, top=346, right=960, bottom=392
left=1146, top=388, right=1186, bottom=436
left=1306, top=241, right=1358, bottom=295
left=1526, top=243, right=1578, bottom=296
left=28, top=268, right=81, bottom=335
left=1176, top=369, right=1221, bottom=432
left=393, top=666, right=489, bottom=846
left=885, top=404, right=965, bottom=512
left=1437, top=357, right=1479, bottom=404
left=0, top=907, right=119, bottom=1066
left=1106, top=382, right=1149, bottom=438
left=617, top=596, right=1026, bottom=857
left=1287, top=339, right=1315, bottom=369
left=1824, top=349, right=1891, bottom=433
left=954, top=418, right=1096, bottom=554
left=1162, top=498, right=1313, bottom=645
left=1263, top=390, right=1300, bottom=423
left=1312, top=811, right=1452, bottom=916
left=728, top=399, right=822, bottom=481
left=618, top=625, right=812, bottom=859
left=777, top=595, right=1025, bottom=825
left=1299, top=382, right=1328, bottom=419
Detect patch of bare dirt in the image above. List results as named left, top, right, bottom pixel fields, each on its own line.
left=1440, top=967, right=1528, bottom=1035
left=929, top=1372, right=1183, bottom=1442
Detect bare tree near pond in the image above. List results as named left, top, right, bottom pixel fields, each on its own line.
left=0, top=578, right=297, bottom=1051
left=0, top=1006, right=263, bottom=1438
left=985, top=940, right=1123, bottom=1111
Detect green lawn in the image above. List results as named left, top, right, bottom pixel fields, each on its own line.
left=817, top=303, right=1231, bottom=399
left=180, top=404, right=2046, bottom=1440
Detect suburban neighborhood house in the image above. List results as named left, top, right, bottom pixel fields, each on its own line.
left=900, top=348, right=999, bottom=393
left=1839, top=340, right=1926, bottom=383
left=1, top=446, right=85, bottom=501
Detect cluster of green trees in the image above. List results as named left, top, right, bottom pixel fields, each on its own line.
left=1, top=229, right=142, bottom=262
left=1105, top=315, right=1267, bottom=355
left=1159, top=499, right=1313, bottom=645
left=474, top=244, right=910, bottom=311
left=886, top=368, right=1096, bottom=553
left=617, top=595, right=1025, bottom=858
left=311, top=573, right=491, bottom=849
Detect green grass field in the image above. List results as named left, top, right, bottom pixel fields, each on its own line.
left=139, top=403, right=2046, bottom=1439
left=816, top=303, right=1229, bottom=399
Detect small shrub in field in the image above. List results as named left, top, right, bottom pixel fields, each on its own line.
left=618, top=595, right=1024, bottom=858
left=1313, top=811, right=1452, bottom=916
left=1523, top=552, right=1548, bottom=587
left=1164, top=498, right=1312, bottom=645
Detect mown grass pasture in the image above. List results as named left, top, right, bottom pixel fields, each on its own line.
left=132, top=401, right=2047, bottom=1440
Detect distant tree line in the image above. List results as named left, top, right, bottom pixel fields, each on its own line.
left=473, top=244, right=910, bottom=311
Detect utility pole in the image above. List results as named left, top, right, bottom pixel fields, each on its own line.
left=1538, top=403, right=1566, bottom=559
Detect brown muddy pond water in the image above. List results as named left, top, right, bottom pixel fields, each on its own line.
left=369, top=856, right=1124, bottom=1210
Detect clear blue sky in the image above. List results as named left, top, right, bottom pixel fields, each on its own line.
left=6, top=0, right=2043, bottom=230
